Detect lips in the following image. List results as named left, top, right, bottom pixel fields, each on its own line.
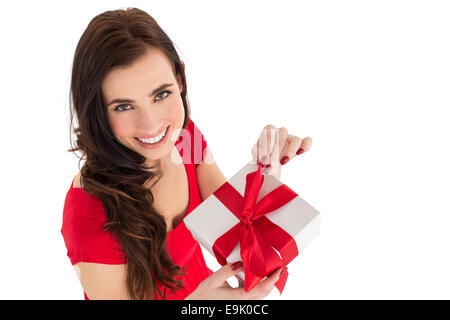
left=133, top=125, right=170, bottom=149
left=135, top=125, right=169, bottom=140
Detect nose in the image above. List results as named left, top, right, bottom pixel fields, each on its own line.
left=136, top=107, right=163, bottom=135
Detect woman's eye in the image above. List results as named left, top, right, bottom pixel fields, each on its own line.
left=155, top=90, right=172, bottom=102
left=114, top=104, right=132, bottom=112
left=113, top=90, right=172, bottom=112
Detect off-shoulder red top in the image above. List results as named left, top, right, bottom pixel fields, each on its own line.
left=61, top=119, right=213, bottom=300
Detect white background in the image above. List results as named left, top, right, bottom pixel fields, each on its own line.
left=0, top=0, right=449, bottom=299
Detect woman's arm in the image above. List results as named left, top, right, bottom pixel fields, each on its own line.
left=196, top=145, right=227, bottom=201
left=74, top=262, right=130, bottom=300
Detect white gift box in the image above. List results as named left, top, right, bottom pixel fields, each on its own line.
left=184, top=161, right=321, bottom=284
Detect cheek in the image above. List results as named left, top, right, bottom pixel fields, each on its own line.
left=166, top=97, right=185, bottom=125
left=108, top=116, right=133, bottom=139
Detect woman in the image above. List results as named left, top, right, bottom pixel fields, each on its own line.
left=61, top=7, right=312, bottom=300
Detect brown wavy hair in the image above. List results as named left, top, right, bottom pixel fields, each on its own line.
left=67, top=7, right=191, bottom=299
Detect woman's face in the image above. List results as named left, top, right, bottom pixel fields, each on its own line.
left=102, top=47, right=185, bottom=165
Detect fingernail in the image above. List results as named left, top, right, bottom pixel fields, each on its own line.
left=261, top=155, right=269, bottom=165
left=231, top=261, right=243, bottom=270
left=262, top=166, right=271, bottom=175
left=296, top=148, right=304, bottom=155
left=257, top=161, right=271, bottom=168
left=280, top=156, right=289, bottom=165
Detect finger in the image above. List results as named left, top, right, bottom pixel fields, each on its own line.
left=209, top=261, right=243, bottom=286
left=297, top=136, right=313, bottom=155
left=258, top=125, right=276, bottom=165
left=261, top=267, right=283, bottom=289
left=280, top=135, right=302, bottom=165
left=247, top=268, right=283, bottom=299
left=237, top=275, right=245, bottom=288
left=226, top=286, right=252, bottom=300
left=265, top=127, right=279, bottom=166
left=266, top=127, right=289, bottom=168
left=275, top=127, right=289, bottom=163
left=230, top=268, right=283, bottom=300
left=251, top=142, right=258, bottom=163
left=266, top=127, right=287, bottom=170
left=224, top=272, right=244, bottom=289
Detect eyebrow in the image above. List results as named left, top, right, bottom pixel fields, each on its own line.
left=106, top=83, right=174, bottom=107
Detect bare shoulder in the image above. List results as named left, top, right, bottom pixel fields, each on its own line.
left=73, top=262, right=130, bottom=299
left=73, top=171, right=82, bottom=189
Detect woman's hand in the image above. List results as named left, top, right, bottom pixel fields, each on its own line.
left=251, top=124, right=313, bottom=179
left=185, top=261, right=283, bottom=300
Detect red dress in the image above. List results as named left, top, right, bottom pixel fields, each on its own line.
left=61, top=119, right=213, bottom=300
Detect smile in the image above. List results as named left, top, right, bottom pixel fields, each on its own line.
left=136, top=126, right=169, bottom=144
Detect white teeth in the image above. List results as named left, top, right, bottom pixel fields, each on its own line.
left=137, top=127, right=168, bottom=144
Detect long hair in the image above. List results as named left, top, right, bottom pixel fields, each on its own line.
left=67, top=7, right=191, bottom=299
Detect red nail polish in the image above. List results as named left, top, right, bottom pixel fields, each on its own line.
left=262, top=166, right=271, bottom=175
left=261, top=155, right=269, bottom=165
left=280, top=156, right=289, bottom=165
left=296, top=148, right=304, bottom=155
left=231, top=261, right=243, bottom=270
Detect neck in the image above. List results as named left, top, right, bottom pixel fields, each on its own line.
left=144, top=147, right=179, bottom=174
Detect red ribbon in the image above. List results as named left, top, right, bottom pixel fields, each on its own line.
left=212, top=162, right=299, bottom=293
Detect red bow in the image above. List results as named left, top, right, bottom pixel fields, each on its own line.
left=212, top=162, right=299, bottom=293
